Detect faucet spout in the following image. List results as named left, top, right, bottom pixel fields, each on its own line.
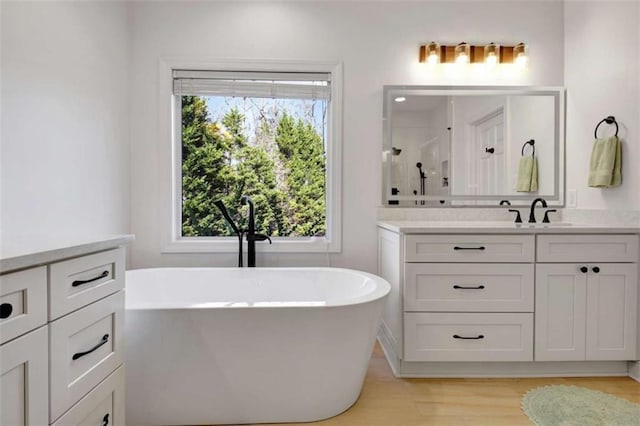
left=528, top=198, right=547, bottom=223
left=214, top=200, right=243, bottom=267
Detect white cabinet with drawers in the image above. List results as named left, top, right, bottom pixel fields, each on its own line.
left=377, top=224, right=639, bottom=378
left=402, top=234, right=535, bottom=363
left=0, top=236, right=131, bottom=426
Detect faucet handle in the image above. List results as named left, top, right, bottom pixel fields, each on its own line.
left=508, top=209, right=522, bottom=223
left=248, top=233, right=272, bottom=244
left=542, top=209, right=557, bottom=224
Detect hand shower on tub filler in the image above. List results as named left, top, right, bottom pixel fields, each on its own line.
left=214, top=195, right=272, bottom=267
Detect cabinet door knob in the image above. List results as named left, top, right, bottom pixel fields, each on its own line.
left=580, top=266, right=588, bottom=273
left=592, top=266, right=600, bottom=273
left=0, top=303, right=13, bottom=319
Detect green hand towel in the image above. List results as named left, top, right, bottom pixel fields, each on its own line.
left=517, top=156, right=538, bottom=192
left=588, top=136, right=622, bottom=187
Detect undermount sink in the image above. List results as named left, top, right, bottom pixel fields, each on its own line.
left=517, top=222, right=572, bottom=228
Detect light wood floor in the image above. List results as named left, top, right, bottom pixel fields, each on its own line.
left=256, top=342, right=640, bottom=426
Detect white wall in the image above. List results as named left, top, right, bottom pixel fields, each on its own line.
left=0, top=1, right=131, bottom=241
left=564, top=1, right=640, bottom=210
left=128, top=1, right=564, bottom=271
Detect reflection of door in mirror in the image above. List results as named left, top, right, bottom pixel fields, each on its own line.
left=471, top=107, right=505, bottom=196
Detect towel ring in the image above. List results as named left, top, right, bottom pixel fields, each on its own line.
left=521, top=139, right=535, bottom=156
left=594, top=116, right=618, bottom=139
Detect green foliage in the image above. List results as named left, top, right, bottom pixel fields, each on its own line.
left=180, top=96, right=326, bottom=238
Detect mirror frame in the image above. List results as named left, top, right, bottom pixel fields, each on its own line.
left=382, top=85, right=565, bottom=207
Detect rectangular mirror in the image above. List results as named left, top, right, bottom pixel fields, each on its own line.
left=382, top=86, right=565, bottom=207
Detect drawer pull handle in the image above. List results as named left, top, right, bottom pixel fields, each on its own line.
left=103, top=413, right=109, bottom=426
left=0, top=303, right=13, bottom=319
left=592, top=266, right=600, bottom=273
left=453, top=285, right=485, bottom=290
left=453, top=334, right=484, bottom=340
left=580, top=266, right=588, bottom=273
left=72, top=270, right=109, bottom=287
left=72, top=334, right=109, bottom=360
left=453, top=246, right=486, bottom=251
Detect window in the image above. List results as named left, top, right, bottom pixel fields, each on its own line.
left=164, top=61, right=342, bottom=253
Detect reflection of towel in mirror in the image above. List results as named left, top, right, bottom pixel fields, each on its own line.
left=588, top=136, right=621, bottom=187
left=517, top=156, right=538, bottom=192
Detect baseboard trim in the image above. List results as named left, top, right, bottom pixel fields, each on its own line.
left=377, top=326, right=400, bottom=377
left=628, top=361, right=640, bottom=382
left=397, top=360, right=628, bottom=378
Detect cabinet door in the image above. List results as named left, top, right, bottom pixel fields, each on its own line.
left=535, top=264, right=587, bottom=361
left=586, top=264, right=638, bottom=360
left=0, top=326, right=48, bottom=426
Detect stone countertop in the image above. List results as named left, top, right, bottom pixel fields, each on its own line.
left=377, top=221, right=640, bottom=234
left=0, top=234, right=135, bottom=274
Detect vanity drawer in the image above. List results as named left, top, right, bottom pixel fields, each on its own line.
left=50, top=291, right=124, bottom=423
left=51, top=366, right=124, bottom=426
left=404, top=312, right=533, bottom=362
left=0, top=266, right=47, bottom=344
left=537, top=234, right=639, bottom=263
left=404, top=263, right=534, bottom=312
left=405, top=235, right=534, bottom=263
left=49, top=247, right=125, bottom=320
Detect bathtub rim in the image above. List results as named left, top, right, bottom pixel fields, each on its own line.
left=125, top=266, right=390, bottom=311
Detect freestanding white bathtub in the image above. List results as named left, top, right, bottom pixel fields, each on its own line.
left=124, top=267, right=390, bottom=425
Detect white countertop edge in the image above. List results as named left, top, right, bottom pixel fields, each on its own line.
left=0, top=235, right=135, bottom=274
left=377, top=221, right=640, bottom=234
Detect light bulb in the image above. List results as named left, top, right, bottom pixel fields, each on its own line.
left=455, top=52, right=469, bottom=64
left=513, top=43, right=528, bottom=68
left=484, top=43, right=500, bottom=67
left=454, top=42, right=470, bottom=65
left=515, top=54, right=528, bottom=68
left=394, top=97, right=406, bottom=103
left=427, top=52, right=439, bottom=65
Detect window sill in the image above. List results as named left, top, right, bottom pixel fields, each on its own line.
left=162, top=236, right=340, bottom=254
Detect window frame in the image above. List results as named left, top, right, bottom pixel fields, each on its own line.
left=159, top=58, right=342, bottom=254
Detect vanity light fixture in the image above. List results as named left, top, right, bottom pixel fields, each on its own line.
left=419, top=42, right=528, bottom=65
left=394, top=96, right=406, bottom=102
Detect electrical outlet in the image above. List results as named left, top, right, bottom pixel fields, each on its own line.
left=567, top=189, right=577, bottom=208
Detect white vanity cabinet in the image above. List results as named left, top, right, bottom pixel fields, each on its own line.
left=0, top=236, right=131, bottom=426
left=377, top=223, right=639, bottom=378
left=402, top=234, right=535, bottom=362
left=535, top=235, right=638, bottom=362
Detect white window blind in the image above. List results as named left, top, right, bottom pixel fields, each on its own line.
left=173, top=70, right=331, bottom=100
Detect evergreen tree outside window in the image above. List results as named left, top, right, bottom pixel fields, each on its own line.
left=173, top=69, right=335, bottom=246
